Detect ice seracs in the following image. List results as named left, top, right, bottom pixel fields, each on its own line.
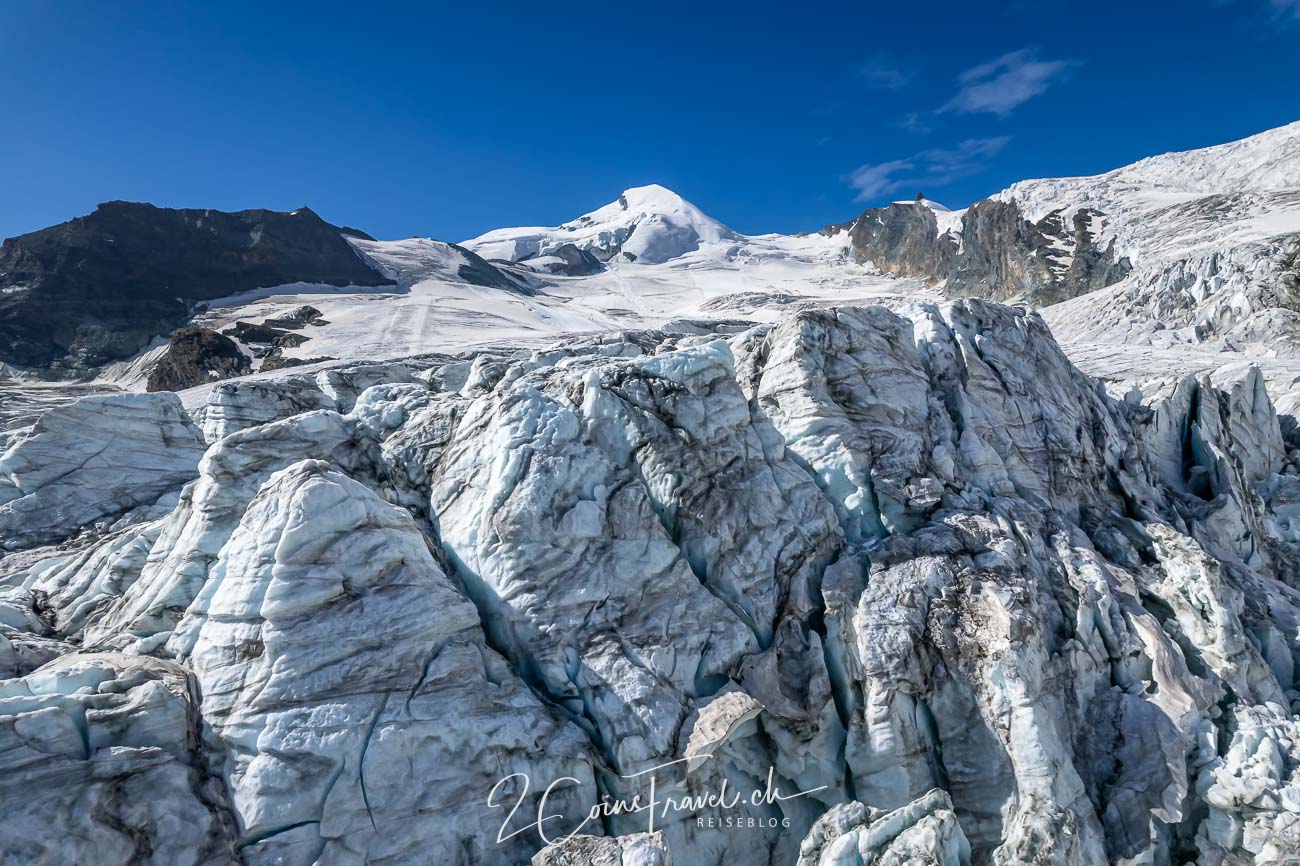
left=0, top=392, right=206, bottom=551
left=5, top=300, right=1300, bottom=864
left=168, top=459, right=593, bottom=865
left=795, top=791, right=970, bottom=866
left=0, top=653, right=239, bottom=865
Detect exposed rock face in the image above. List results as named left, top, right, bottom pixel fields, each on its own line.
left=221, top=320, right=295, bottom=347
left=0, top=201, right=390, bottom=369
left=144, top=327, right=251, bottom=392
left=529, top=242, right=605, bottom=275
left=948, top=201, right=1130, bottom=304
left=823, top=195, right=1130, bottom=305
left=3, top=302, right=1300, bottom=864
left=824, top=196, right=958, bottom=282
left=262, top=305, right=325, bottom=330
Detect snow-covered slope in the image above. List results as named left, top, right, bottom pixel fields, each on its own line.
left=464, top=183, right=742, bottom=264
left=183, top=237, right=604, bottom=364
left=995, top=120, right=1300, bottom=265
left=168, top=189, right=914, bottom=370
left=822, top=123, right=1300, bottom=357
left=994, top=124, right=1300, bottom=382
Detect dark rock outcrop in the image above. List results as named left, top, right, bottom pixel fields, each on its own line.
left=221, top=319, right=312, bottom=357
left=823, top=196, right=958, bottom=281
left=145, top=327, right=251, bottom=392
left=533, top=242, right=604, bottom=276
left=263, top=305, right=324, bottom=330
left=448, top=242, right=537, bottom=294
left=222, top=320, right=290, bottom=346
left=823, top=194, right=1131, bottom=305
left=0, top=202, right=391, bottom=369
left=259, top=351, right=334, bottom=372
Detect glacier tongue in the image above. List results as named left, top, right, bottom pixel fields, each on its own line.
left=3, top=302, right=1300, bottom=864
left=0, top=392, right=206, bottom=551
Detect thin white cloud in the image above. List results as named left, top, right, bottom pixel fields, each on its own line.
left=895, top=111, right=932, bottom=134
left=847, top=136, right=1011, bottom=201
left=1273, top=0, right=1300, bottom=16
left=858, top=56, right=913, bottom=91
left=940, top=49, right=1078, bottom=117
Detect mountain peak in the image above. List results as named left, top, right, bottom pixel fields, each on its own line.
left=615, top=183, right=689, bottom=211
left=465, top=184, right=738, bottom=265
left=579, top=184, right=716, bottom=226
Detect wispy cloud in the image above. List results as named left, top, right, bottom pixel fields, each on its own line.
left=940, top=49, right=1079, bottom=117
left=894, top=111, right=932, bottom=134
left=1272, top=0, right=1300, bottom=16
left=858, top=56, right=913, bottom=91
left=847, top=137, right=1011, bottom=201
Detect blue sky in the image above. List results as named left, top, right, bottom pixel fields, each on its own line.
left=2, top=0, right=1298, bottom=242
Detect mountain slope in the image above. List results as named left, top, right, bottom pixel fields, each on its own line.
left=7, top=121, right=1300, bottom=407
left=996, top=119, right=1300, bottom=260
left=823, top=122, right=1300, bottom=355
left=0, top=202, right=392, bottom=369
left=173, top=189, right=905, bottom=370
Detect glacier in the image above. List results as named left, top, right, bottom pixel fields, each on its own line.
left=3, top=298, right=1300, bottom=864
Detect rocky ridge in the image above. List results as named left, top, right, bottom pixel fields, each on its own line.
left=822, top=194, right=1131, bottom=306
left=0, top=202, right=393, bottom=369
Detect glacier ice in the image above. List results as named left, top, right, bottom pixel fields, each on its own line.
left=3, top=302, right=1300, bottom=864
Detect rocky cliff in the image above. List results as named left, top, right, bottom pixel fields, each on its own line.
left=823, top=194, right=1131, bottom=305
left=2, top=302, right=1299, bottom=864
left=144, top=327, right=252, bottom=392
left=0, top=202, right=391, bottom=369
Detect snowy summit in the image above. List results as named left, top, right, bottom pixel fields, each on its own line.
left=464, top=183, right=741, bottom=264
